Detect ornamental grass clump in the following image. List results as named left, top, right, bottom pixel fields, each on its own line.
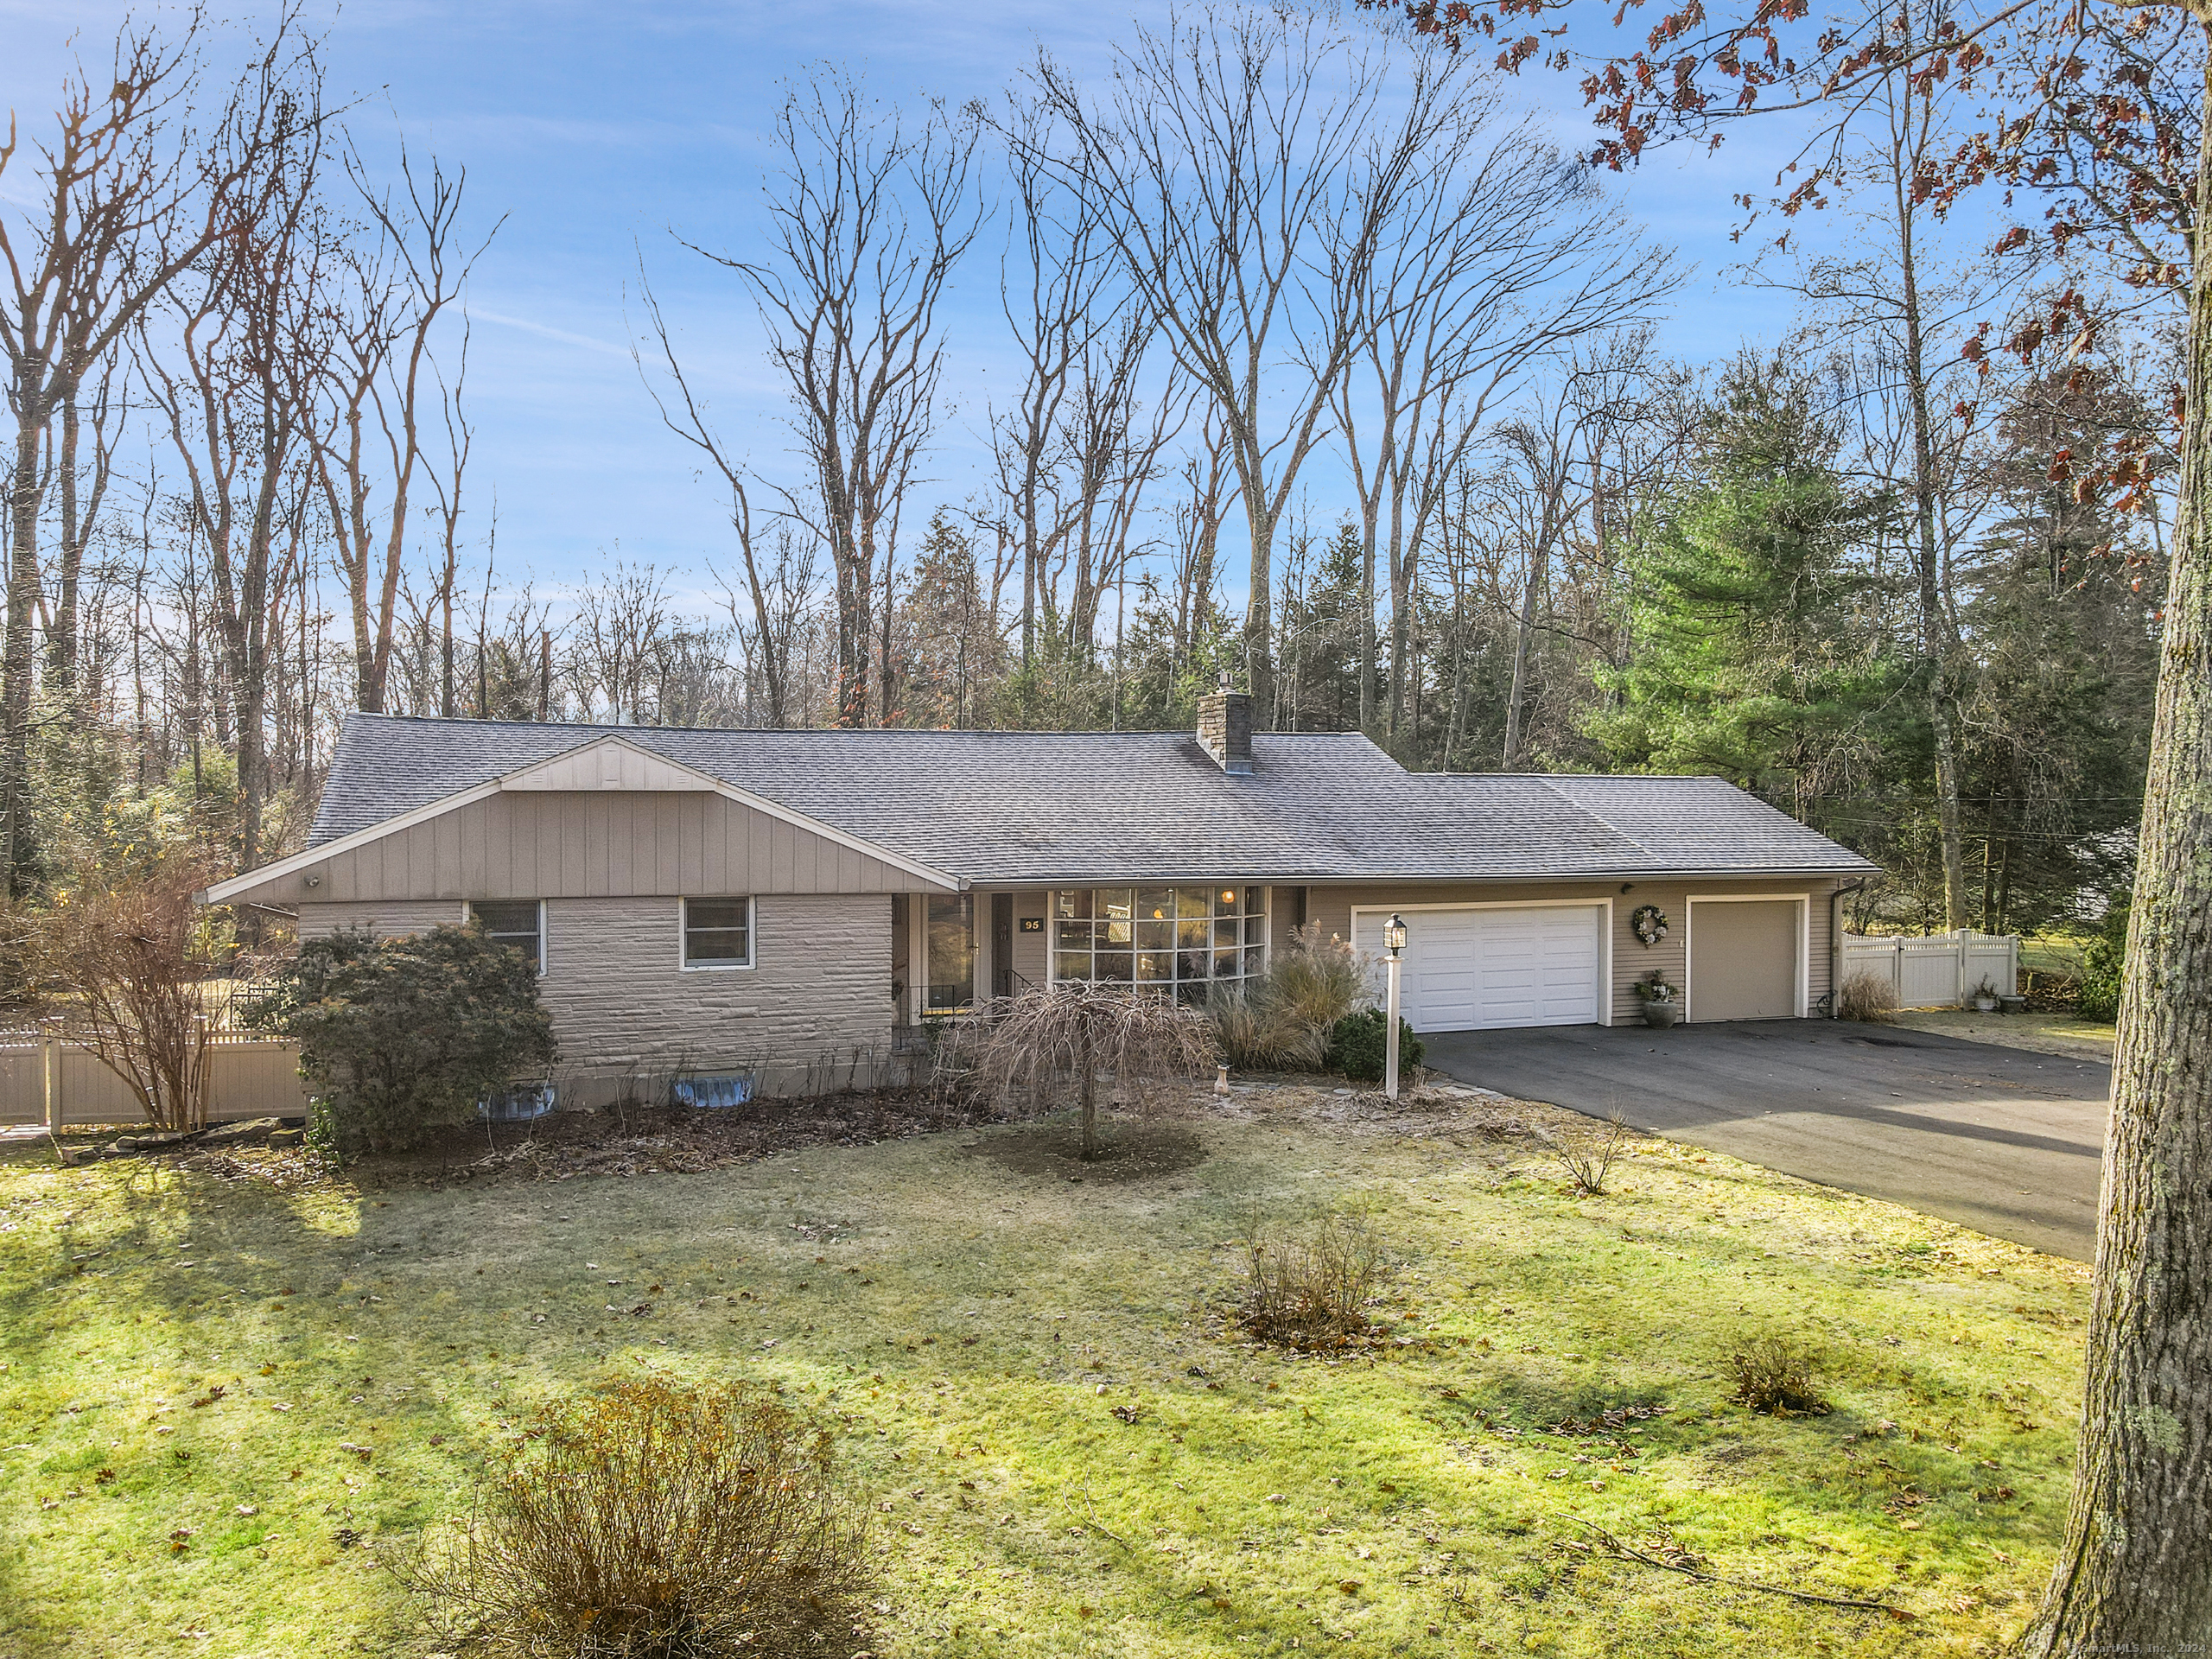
left=1836, top=971, right=1898, bottom=1024
left=412, top=1376, right=870, bottom=1659
left=1240, top=1208, right=1388, bottom=1347
left=1211, top=924, right=1367, bottom=1071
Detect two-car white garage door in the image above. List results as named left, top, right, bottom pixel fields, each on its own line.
left=1352, top=906, right=1605, bottom=1033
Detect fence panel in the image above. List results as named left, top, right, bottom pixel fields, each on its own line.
left=0, top=1036, right=308, bottom=1128
left=1838, top=931, right=2019, bottom=1009
left=1899, top=940, right=1965, bottom=1007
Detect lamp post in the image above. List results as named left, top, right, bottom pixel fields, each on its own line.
left=1383, top=913, right=1407, bottom=1101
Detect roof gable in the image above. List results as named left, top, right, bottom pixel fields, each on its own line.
left=499, top=734, right=720, bottom=793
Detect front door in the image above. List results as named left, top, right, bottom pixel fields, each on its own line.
left=992, top=893, right=1014, bottom=999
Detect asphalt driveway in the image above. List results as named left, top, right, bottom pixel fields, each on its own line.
left=1422, top=1020, right=2111, bottom=1260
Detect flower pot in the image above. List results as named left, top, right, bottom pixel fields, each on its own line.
left=1643, top=1001, right=1679, bottom=1029
left=1973, top=995, right=1999, bottom=1014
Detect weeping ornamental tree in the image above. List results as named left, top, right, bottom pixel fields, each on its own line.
left=1363, top=0, right=2212, bottom=1640
left=960, top=982, right=1217, bottom=1160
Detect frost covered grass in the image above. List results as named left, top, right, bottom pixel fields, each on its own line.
left=0, top=1084, right=2086, bottom=1656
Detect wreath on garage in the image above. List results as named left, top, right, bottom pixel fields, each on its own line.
left=1630, top=903, right=1670, bottom=946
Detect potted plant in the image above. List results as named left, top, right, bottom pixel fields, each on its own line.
left=1639, top=971, right=1680, bottom=1028
left=1969, top=976, right=2001, bottom=1014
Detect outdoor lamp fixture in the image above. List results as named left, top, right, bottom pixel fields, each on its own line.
left=1383, top=913, right=1408, bottom=1101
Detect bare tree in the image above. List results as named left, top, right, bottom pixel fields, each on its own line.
left=0, top=14, right=309, bottom=889
left=633, top=270, right=798, bottom=725
left=988, top=96, right=1123, bottom=672
left=420, top=321, right=474, bottom=720
left=1780, top=27, right=2018, bottom=929
left=137, top=57, right=333, bottom=867
left=572, top=560, right=675, bottom=724
left=311, top=143, right=496, bottom=715
left=1332, top=93, right=1674, bottom=741
left=34, top=861, right=219, bottom=1132
left=1027, top=12, right=1458, bottom=715
left=688, top=71, right=979, bottom=728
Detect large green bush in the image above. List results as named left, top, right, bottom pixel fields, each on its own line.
left=251, top=924, right=556, bottom=1154
left=1325, top=1008, right=1423, bottom=1084
left=2077, top=936, right=2124, bottom=1024
left=2075, top=906, right=2128, bottom=1024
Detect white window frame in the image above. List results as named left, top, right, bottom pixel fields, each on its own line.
left=1683, top=893, right=1810, bottom=1021
left=464, top=898, right=547, bottom=976
left=679, top=895, right=756, bottom=973
left=1045, top=885, right=1273, bottom=996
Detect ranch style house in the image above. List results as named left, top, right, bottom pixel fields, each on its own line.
left=204, top=690, right=1878, bottom=1103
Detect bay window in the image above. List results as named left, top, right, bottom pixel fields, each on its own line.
left=1051, top=886, right=1267, bottom=1003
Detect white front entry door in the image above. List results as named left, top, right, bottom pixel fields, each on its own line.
left=1357, top=906, right=1606, bottom=1033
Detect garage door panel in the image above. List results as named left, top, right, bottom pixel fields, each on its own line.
left=1357, top=906, right=1604, bottom=1033
left=1688, top=899, right=1800, bottom=1021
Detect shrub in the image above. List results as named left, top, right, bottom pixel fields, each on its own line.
left=250, top=923, right=556, bottom=1154
left=1726, top=1337, right=1831, bottom=1416
left=2077, top=915, right=2126, bottom=1023
left=1209, top=923, right=1364, bottom=1071
left=31, top=860, right=219, bottom=1130
left=1241, top=1208, right=1387, bottom=1347
left=1836, top=971, right=1898, bottom=1024
left=1325, top=1007, right=1423, bottom=1084
left=412, top=1375, right=870, bottom=1659
left=1548, top=1111, right=1630, bottom=1195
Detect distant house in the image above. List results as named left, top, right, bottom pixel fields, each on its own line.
left=204, top=690, right=1876, bottom=1101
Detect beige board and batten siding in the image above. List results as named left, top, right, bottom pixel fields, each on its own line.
left=223, top=788, right=935, bottom=911
left=295, top=892, right=896, bottom=1101
left=296, top=899, right=466, bottom=940
left=1303, top=877, right=1839, bottom=1026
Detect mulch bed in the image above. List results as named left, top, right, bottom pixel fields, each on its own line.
left=33, top=1090, right=994, bottom=1192
left=29, top=1070, right=1567, bottom=1194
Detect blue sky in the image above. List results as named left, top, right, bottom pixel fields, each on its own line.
left=3, top=0, right=1842, bottom=609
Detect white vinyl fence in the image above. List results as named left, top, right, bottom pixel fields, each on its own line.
left=1838, top=931, right=2019, bottom=1008
left=0, top=1032, right=309, bottom=1130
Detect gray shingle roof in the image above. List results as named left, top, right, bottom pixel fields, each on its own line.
left=306, top=713, right=1876, bottom=884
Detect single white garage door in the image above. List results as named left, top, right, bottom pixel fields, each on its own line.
left=1354, top=906, right=1605, bottom=1033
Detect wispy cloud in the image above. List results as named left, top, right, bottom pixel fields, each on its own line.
left=471, top=307, right=633, bottom=359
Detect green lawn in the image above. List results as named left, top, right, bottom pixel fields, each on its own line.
left=0, top=1084, right=2087, bottom=1657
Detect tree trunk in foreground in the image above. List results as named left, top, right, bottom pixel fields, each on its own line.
left=2020, top=53, right=2212, bottom=1649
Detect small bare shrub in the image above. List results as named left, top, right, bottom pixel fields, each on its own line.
left=1836, top=972, right=1898, bottom=1024
left=411, top=1376, right=869, bottom=1658
left=962, top=982, right=1216, bottom=1160
left=1548, top=1112, right=1630, bottom=1195
left=32, top=861, right=219, bottom=1130
left=1241, top=1208, right=1387, bottom=1346
left=1726, top=1337, right=1832, bottom=1416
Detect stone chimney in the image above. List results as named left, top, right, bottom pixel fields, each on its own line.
left=1197, top=678, right=1254, bottom=774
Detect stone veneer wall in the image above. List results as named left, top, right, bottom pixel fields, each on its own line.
left=294, top=893, right=899, bottom=1099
